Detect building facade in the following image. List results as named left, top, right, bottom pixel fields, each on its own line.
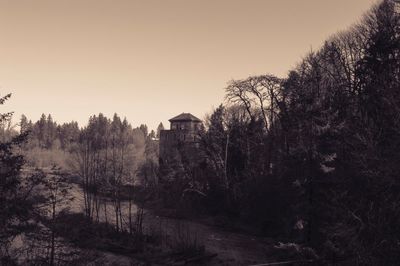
left=159, top=113, right=203, bottom=165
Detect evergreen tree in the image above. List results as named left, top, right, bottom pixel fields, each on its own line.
left=0, top=94, right=42, bottom=263
left=156, top=122, right=164, bottom=139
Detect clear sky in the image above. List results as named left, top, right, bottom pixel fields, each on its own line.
left=0, top=0, right=377, bottom=131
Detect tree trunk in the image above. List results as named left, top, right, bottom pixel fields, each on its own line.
left=50, top=201, right=56, bottom=266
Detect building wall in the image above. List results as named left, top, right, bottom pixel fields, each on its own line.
left=159, top=121, right=202, bottom=165
left=171, top=121, right=202, bottom=131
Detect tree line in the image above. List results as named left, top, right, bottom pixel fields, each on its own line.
left=17, top=112, right=162, bottom=229
left=1, top=105, right=164, bottom=264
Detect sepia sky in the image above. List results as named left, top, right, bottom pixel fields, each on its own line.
left=0, top=0, right=377, bottom=130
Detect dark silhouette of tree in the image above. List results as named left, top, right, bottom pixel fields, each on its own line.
left=156, top=122, right=165, bottom=139
left=0, top=93, right=43, bottom=263
left=157, top=1, right=400, bottom=264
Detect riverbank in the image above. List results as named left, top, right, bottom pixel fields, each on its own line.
left=63, top=180, right=278, bottom=265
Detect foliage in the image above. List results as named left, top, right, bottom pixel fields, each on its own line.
left=0, top=94, right=43, bottom=263
left=157, top=1, right=400, bottom=264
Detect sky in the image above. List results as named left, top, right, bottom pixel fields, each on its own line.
left=0, top=0, right=377, bottom=131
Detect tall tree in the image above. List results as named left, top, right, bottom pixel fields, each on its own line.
left=0, top=93, right=42, bottom=263
left=156, top=122, right=165, bottom=139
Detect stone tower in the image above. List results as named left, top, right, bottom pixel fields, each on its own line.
left=159, top=113, right=203, bottom=165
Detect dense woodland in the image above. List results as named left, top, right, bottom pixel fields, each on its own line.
left=1, top=0, right=399, bottom=265
left=161, top=2, right=400, bottom=264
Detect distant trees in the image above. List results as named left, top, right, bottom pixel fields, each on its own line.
left=16, top=110, right=157, bottom=236
left=71, top=113, right=149, bottom=232
left=21, top=113, right=79, bottom=150
left=139, top=124, right=148, bottom=138
left=19, top=114, right=31, bottom=134
left=139, top=130, right=159, bottom=188
left=58, top=121, right=80, bottom=150
left=156, top=122, right=164, bottom=139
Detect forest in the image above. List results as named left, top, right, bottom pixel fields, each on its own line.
left=1, top=0, right=399, bottom=265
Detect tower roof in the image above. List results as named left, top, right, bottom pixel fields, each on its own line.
left=169, top=113, right=202, bottom=122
